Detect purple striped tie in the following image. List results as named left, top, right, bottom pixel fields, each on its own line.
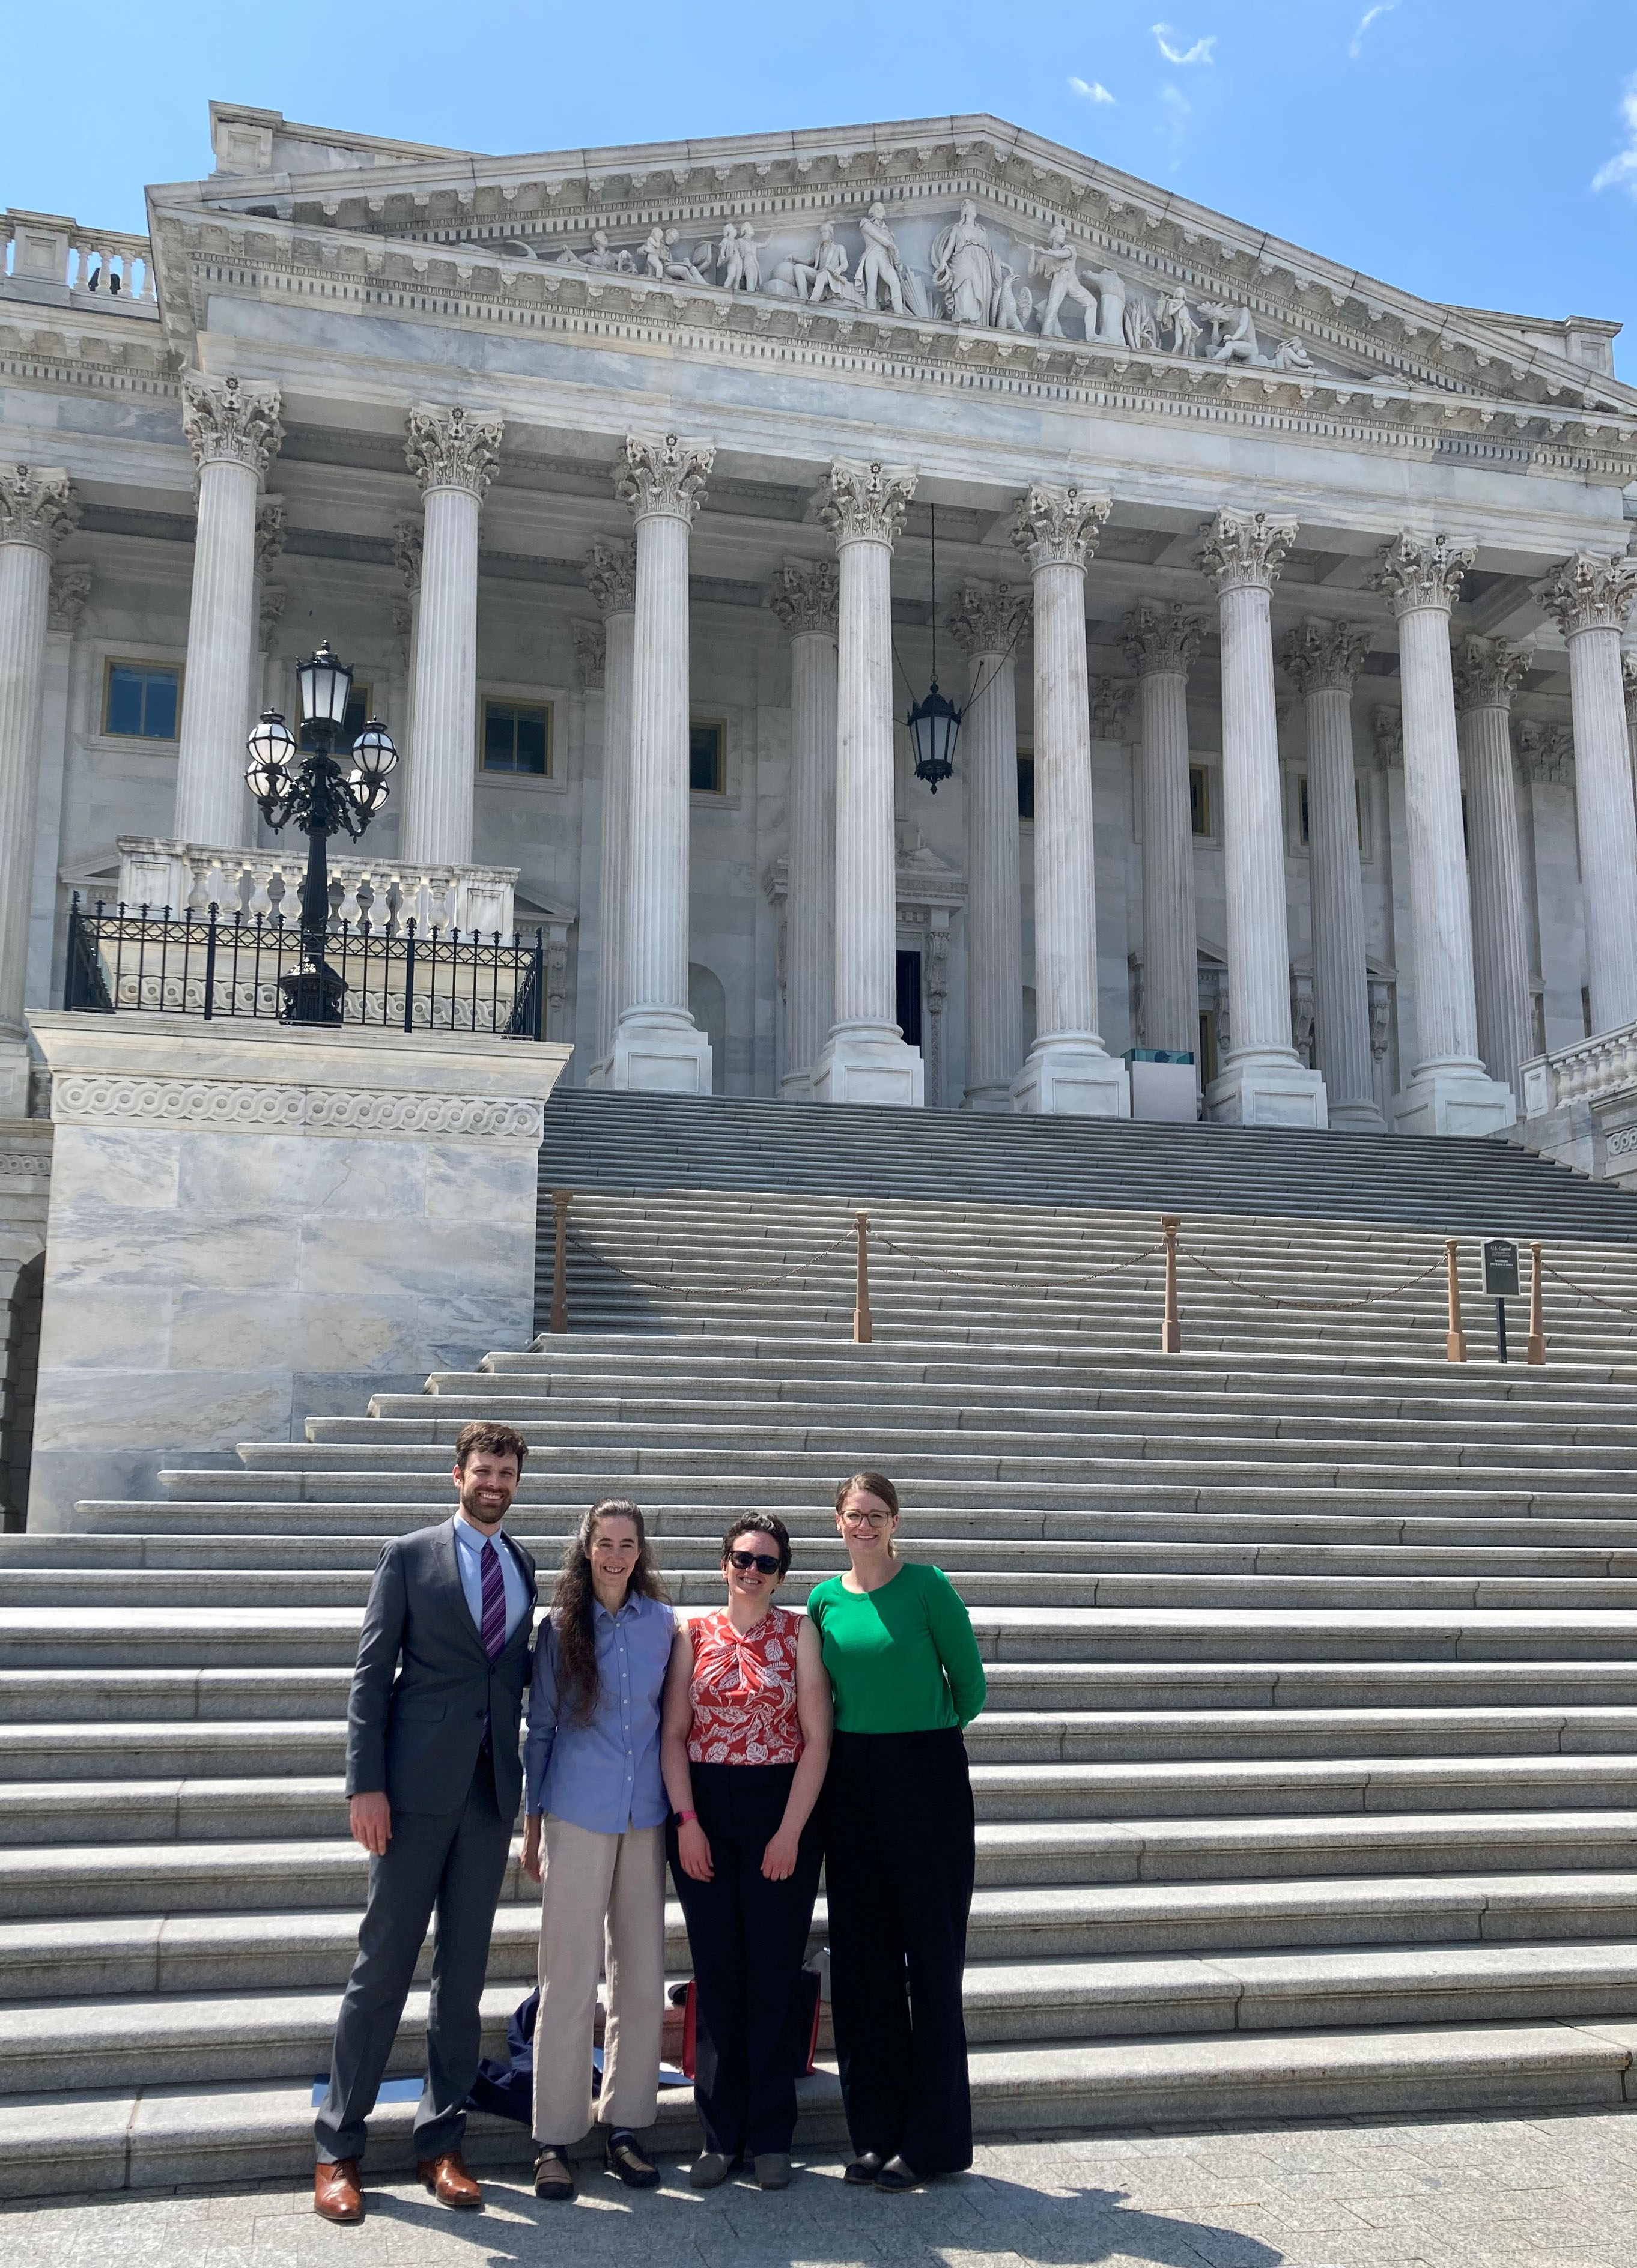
left=479, top=1539, right=507, bottom=1661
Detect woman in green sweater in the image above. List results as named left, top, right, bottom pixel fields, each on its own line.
left=807, top=1469, right=986, bottom=2192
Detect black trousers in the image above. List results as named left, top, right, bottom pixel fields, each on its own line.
left=824, top=1727, right=975, bottom=2177
left=316, top=1750, right=512, bottom=2165
left=667, top=1762, right=823, bottom=2159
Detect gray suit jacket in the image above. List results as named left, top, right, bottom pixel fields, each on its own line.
left=345, top=1518, right=538, bottom=1820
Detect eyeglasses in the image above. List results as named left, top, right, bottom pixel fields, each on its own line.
left=840, top=1510, right=893, bottom=1529
left=727, top=1549, right=782, bottom=1577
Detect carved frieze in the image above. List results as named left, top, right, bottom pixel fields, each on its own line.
left=52, top=1072, right=545, bottom=1142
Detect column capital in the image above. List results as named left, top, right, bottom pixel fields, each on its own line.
left=1516, top=718, right=1574, bottom=785
left=572, top=618, right=606, bottom=690
left=404, top=403, right=504, bottom=500
left=1010, top=483, right=1111, bottom=573
left=1280, top=617, right=1370, bottom=695
left=1089, top=676, right=1134, bottom=740
left=254, top=493, right=286, bottom=581
left=616, top=432, right=714, bottom=525
left=181, top=371, right=284, bottom=476
left=47, top=563, right=91, bottom=637
left=945, top=577, right=1028, bottom=658
left=259, top=584, right=287, bottom=653
left=1196, top=508, right=1299, bottom=595
left=581, top=533, right=638, bottom=616
left=1534, top=550, right=1637, bottom=640
left=1121, top=598, right=1206, bottom=677
left=0, top=465, right=79, bottom=556
left=766, top=557, right=840, bottom=638
left=1370, top=530, right=1474, bottom=619
left=1370, top=705, right=1404, bottom=769
left=816, top=459, right=916, bottom=548
left=392, top=514, right=424, bottom=597
left=1453, top=634, right=1528, bottom=713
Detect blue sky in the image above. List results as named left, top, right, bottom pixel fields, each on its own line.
left=9, top=0, right=1636, bottom=379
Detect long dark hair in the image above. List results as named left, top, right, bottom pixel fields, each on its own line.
left=550, top=1497, right=667, bottom=1723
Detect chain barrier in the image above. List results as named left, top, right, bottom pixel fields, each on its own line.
left=1178, top=1248, right=1447, bottom=1314
left=867, top=1229, right=1165, bottom=1294
left=1541, top=1262, right=1637, bottom=1323
left=564, top=1226, right=857, bottom=1299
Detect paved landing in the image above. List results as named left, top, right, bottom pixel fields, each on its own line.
left=5, top=2112, right=1637, bottom=2268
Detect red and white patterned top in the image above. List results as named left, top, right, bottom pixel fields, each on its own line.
left=686, top=1605, right=804, bottom=1766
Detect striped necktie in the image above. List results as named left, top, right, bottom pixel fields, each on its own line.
left=479, top=1538, right=508, bottom=1661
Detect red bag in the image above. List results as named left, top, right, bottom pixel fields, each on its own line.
left=680, top=1969, right=822, bottom=2081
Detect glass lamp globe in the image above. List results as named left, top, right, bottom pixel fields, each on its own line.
left=245, top=711, right=297, bottom=801
left=351, top=718, right=398, bottom=784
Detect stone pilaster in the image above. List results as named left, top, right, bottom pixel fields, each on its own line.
left=1370, top=532, right=1513, bottom=1135
left=1122, top=600, right=1205, bottom=1065
left=1453, top=637, right=1533, bottom=1104
left=0, top=467, right=77, bottom=1103
left=401, top=405, right=503, bottom=870
left=811, top=459, right=924, bottom=1108
left=1007, top=485, right=1128, bottom=1117
left=174, top=372, right=283, bottom=850
left=580, top=534, right=639, bottom=1069
left=1536, top=552, right=1637, bottom=1037
left=606, top=434, right=714, bottom=1094
left=947, top=578, right=1029, bottom=1109
left=1281, top=617, right=1382, bottom=1130
left=1197, top=509, right=1326, bottom=1127
left=767, top=559, right=841, bottom=1100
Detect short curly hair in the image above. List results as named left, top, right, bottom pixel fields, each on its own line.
left=454, top=1419, right=529, bottom=1471
left=721, top=1512, right=792, bottom=1577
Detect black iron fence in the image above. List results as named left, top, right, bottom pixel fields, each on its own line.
left=63, top=896, right=548, bottom=1039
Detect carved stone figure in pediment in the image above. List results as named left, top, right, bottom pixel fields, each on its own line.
left=931, top=201, right=1001, bottom=327
left=1089, top=266, right=1126, bottom=343
left=996, top=263, right=1033, bottom=332
left=1204, top=303, right=1260, bottom=363
left=1029, top=222, right=1098, bottom=341
left=718, top=223, right=766, bottom=293
left=797, top=220, right=864, bottom=308
left=855, top=203, right=907, bottom=314
left=1269, top=336, right=1316, bottom=373
left=1123, top=293, right=1159, bottom=351
left=557, top=228, right=634, bottom=274
left=1156, top=290, right=1202, bottom=356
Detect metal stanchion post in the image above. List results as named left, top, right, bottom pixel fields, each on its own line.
left=1527, top=1240, right=1547, bottom=1365
left=1161, top=1214, right=1182, bottom=1354
left=1445, top=1239, right=1467, bottom=1363
left=548, top=1189, right=572, bottom=1335
left=854, top=1210, right=873, bottom=1345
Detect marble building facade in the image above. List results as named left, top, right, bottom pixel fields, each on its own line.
left=2, top=101, right=1636, bottom=1138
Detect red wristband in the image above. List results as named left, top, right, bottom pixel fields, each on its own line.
left=678, top=1809, right=697, bottom=1825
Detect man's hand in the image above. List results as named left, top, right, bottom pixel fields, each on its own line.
left=350, top=1792, right=392, bottom=1856
left=521, top=1815, right=543, bottom=1884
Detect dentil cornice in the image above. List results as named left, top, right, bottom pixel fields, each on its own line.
left=0, top=465, right=80, bottom=555
left=1196, top=508, right=1299, bottom=594
left=404, top=403, right=504, bottom=498
left=1010, top=482, right=1111, bottom=572
left=1534, top=551, right=1637, bottom=639
left=765, top=558, right=841, bottom=637
left=615, top=432, right=714, bottom=524
left=580, top=533, right=638, bottom=614
left=1452, top=634, right=1528, bottom=711
left=1280, top=617, right=1371, bottom=694
left=816, top=459, right=916, bottom=547
left=1122, top=599, right=1206, bottom=676
left=181, top=371, right=284, bottom=475
left=945, top=578, right=1029, bottom=657
left=1370, top=532, right=1474, bottom=619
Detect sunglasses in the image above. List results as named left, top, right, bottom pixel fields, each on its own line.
left=727, top=1549, right=782, bottom=1577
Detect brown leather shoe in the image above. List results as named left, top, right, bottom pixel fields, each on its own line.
left=314, top=2158, right=364, bottom=2224
left=418, top=2150, right=483, bottom=2209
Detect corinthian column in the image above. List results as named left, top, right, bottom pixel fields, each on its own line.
left=1370, top=533, right=1513, bottom=1135
left=174, top=372, right=283, bottom=849
left=1008, top=485, right=1128, bottom=1116
left=1281, top=618, right=1381, bottom=1129
left=947, top=579, right=1029, bottom=1109
left=1536, top=552, right=1637, bottom=1036
left=1122, top=600, right=1205, bottom=1063
left=767, top=559, right=841, bottom=1099
left=1196, top=510, right=1326, bottom=1127
left=582, top=535, right=639, bottom=1070
left=811, top=461, right=924, bottom=1108
left=401, top=405, right=503, bottom=870
left=0, top=467, right=78, bottom=1107
left=607, top=434, right=715, bottom=1094
left=1453, top=637, right=1533, bottom=1102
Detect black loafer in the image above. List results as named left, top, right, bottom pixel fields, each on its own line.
left=606, top=2129, right=661, bottom=2189
left=533, top=2147, right=574, bottom=2201
left=843, top=2151, right=885, bottom=2185
left=875, top=2156, right=922, bottom=2192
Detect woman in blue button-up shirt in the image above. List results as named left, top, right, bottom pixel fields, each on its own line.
left=521, top=1498, right=675, bottom=2200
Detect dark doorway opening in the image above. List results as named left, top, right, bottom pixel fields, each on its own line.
left=895, top=950, right=923, bottom=1051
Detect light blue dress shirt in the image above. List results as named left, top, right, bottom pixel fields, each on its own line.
left=451, top=1513, right=532, bottom=1645
left=524, top=1589, right=675, bottom=1833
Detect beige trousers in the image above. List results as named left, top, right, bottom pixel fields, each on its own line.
left=532, top=1814, right=666, bottom=2146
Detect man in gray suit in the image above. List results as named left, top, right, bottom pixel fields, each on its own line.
left=315, top=1419, right=537, bottom=2222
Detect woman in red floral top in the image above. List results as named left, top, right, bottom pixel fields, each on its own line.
left=661, top=1512, right=831, bottom=2191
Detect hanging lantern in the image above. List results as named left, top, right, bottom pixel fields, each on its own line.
left=296, top=639, right=354, bottom=735
left=907, top=502, right=961, bottom=792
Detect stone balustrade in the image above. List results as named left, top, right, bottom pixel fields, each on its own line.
left=1518, top=1022, right=1637, bottom=1190
left=1, top=211, right=157, bottom=309
left=1522, top=1025, right=1637, bottom=1118
left=115, top=837, right=521, bottom=939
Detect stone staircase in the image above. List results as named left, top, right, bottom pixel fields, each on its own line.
left=7, top=1093, right=1637, bottom=2197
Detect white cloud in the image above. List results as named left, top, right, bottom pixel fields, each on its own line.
left=1068, top=76, right=1117, bottom=103
left=1592, top=74, right=1637, bottom=196
left=1348, top=0, right=1400, bottom=59
left=1159, top=82, right=1192, bottom=166
left=1151, top=22, right=1216, bottom=64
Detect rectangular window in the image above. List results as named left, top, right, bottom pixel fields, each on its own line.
left=104, top=660, right=180, bottom=740
left=1016, top=753, right=1036, bottom=822
left=1189, top=763, right=1211, bottom=837
left=690, top=719, right=726, bottom=795
left=300, top=684, right=373, bottom=755
left=481, top=697, right=551, bottom=777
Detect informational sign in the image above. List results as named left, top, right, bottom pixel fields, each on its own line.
left=1482, top=1238, right=1520, bottom=1298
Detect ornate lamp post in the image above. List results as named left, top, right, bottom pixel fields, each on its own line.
left=244, top=640, right=398, bottom=1023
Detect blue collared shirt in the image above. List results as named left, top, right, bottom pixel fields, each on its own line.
left=524, top=1590, right=674, bottom=1833
left=451, top=1514, right=532, bottom=1646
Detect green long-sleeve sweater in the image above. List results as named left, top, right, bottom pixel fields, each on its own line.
left=807, top=1560, right=987, bottom=1732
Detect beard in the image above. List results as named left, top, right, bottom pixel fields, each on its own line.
left=459, top=1479, right=513, bottom=1525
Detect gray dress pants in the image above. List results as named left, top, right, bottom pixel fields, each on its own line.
left=316, top=1752, right=512, bottom=2164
